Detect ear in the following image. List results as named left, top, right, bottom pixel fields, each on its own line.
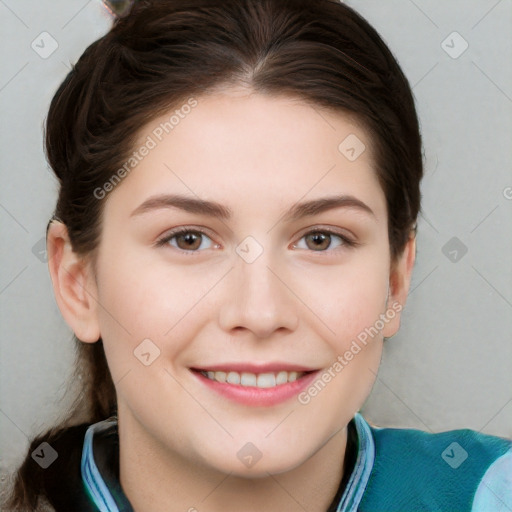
left=47, top=221, right=101, bottom=343
left=382, top=234, right=416, bottom=338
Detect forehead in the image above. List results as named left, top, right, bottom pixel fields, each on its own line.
left=104, top=90, right=386, bottom=221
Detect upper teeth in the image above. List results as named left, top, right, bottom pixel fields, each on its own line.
left=201, top=370, right=304, bottom=388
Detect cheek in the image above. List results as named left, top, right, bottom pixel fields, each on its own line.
left=292, top=253, right=390, bottom=353
left=294, top=254, right=389, bottom=415
left=92, top=248, right=228, bottom=376
left=295, top=269, right=387, bottom=418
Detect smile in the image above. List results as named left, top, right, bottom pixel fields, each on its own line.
left=200, top=370, right=305, bottom=388
left=191, top=365, right=320, bottom=406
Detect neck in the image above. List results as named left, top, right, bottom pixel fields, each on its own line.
left=118, top=410, right=348, bottom=512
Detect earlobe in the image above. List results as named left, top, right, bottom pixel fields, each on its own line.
left=382, top=235, right=417, bottom=338
left=47, top=221, right=101, bottom=343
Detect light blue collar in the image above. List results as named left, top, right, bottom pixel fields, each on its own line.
left=81, top=417, right=121, bottom=512
left=335, top=412, right=376, bottom=511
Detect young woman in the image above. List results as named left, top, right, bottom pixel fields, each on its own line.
left=6, top=0, right=511, bottom=511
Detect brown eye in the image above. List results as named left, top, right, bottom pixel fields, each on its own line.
left=304, top=232, right=333, bottom=251
left=158, top=229, right=216, bottom=252
left=175, top=231, right=203, bottom=250
left=293, top=229, right=355, bottom=252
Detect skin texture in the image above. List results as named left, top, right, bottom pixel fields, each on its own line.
left=48, top=89, right=415, bottom=512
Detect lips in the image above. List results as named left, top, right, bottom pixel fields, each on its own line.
left=190, top=363, right=320, bottom=406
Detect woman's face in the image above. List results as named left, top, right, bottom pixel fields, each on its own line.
left=88, top=89, right=407, bottom=476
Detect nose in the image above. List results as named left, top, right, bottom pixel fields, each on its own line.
left=218, top=251, right=299, bottom=339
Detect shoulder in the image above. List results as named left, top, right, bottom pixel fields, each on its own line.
left=359, top=421, right=512, bottom=512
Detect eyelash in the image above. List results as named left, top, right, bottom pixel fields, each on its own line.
left=155, top=226, right=359, bottom=255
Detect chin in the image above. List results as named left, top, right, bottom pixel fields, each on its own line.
left=200, top=444, right=309, bottom=479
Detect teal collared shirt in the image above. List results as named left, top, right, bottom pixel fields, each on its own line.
left=81, top=413, right=512, bottom=511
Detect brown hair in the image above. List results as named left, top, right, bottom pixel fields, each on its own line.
left=6, top=0, right=422, bottom=509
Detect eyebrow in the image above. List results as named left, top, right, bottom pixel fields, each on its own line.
left=130, top=193, right=375, bottom=221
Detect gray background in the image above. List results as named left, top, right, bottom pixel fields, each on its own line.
left=1, top=0, right=511, bottom=484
